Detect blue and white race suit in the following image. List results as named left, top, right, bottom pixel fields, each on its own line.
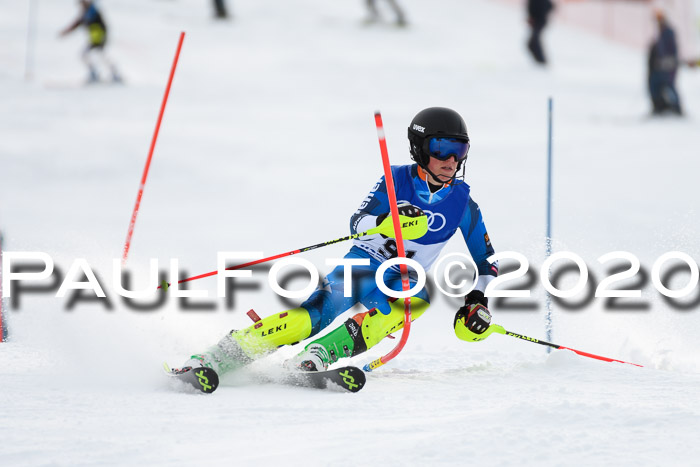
left=301, top=164, right=498, bottom=336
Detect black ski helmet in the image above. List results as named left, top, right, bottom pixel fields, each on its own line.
left=407, top=107, right=470, bottom=170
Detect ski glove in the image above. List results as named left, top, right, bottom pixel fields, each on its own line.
left=375, top=203, right=425, bottom=226
left=455, top=291, right=495, bottom=342
left=459, top=290, right=491, bottom=334
left=464, top=289, right=488, bottom=309
left=454, top=303, right=492, bottom=338
left=466, top=304, right=491, bottom=334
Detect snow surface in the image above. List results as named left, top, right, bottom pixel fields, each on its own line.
left=2, top=0, right=700, bottom=465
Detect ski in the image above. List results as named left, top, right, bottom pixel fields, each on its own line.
left=163, top=363, right=219, bottom=394
left=281, top=366, right=366, bottom=393
left=162, top=363, right=364, bottom=394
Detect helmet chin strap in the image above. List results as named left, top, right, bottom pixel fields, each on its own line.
left=421, top=156, right=467, bottom=185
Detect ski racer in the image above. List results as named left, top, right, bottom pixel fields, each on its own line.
left=180, top=107, right=499, bottom=375
left=59, top=0, right=122, bottom=83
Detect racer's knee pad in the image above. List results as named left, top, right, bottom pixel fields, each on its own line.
left=303, top=297, right=429, bottom=363
left=355, top=297, right=429, bottom=350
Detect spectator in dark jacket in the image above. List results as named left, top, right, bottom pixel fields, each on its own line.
left=527, top=0, right=554, bottom=65
left=213, top=0, right=229, bottom=20
left=648, top=11, right=682, bottom=115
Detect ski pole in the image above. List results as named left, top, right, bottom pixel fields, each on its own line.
left=364, top=111, right=413, bottom=373
left=160, top=213, right=427, bottom=289
left=489, top=324, right=643, bottom=367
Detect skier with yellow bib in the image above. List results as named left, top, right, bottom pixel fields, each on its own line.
left=60, top=0, right=122, bottom=84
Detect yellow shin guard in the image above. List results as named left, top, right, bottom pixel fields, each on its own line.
left=295, top=297, right=430, bottom=369
left=356, top=297, right=429, bottom=350
left=233, top=307, right=313, bottom=359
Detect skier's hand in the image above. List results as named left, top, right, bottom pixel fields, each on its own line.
left=453, top=290, right=492, bottom=342
left=373, top=202, right=428, bottom=241
left=459, top=303, right=491, bottom=334
left=454, top=302, right=492, bottom=342
left=464, top=289, right=488, bottom=308
left=376, top=203, right=425, bottom=226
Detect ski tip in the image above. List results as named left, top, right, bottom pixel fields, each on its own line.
left=338, top=366, right=366, bottom=392
left=285, top=366, right=366, bottom=393
left=193, top=367, right=219, bottom=393
left=164, top=364, right=220, bottom=394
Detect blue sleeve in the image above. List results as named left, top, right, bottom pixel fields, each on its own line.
left=459, top=197, right=498, bottom=277
left=350, top=176, right=390, bottom=234
left=83, top=5, right=99, bottom=24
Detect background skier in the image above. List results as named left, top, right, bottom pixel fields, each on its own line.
left=59, top=0, right=122, bottom=84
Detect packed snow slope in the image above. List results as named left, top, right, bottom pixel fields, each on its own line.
left=1, top=0, right=700, bottom=465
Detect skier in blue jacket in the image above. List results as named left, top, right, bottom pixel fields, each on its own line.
left=180, top=107, right=499, bottom=375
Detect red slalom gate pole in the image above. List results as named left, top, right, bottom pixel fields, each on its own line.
left=122, top=31, right=186, bottom=265
left=364, top=111, right=412, bottom=372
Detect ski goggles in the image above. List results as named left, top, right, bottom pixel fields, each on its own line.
left=426, top=137, right=470, bottom=161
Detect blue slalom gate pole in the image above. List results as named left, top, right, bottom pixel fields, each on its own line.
left=544, top=97, right=553, bottom=349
